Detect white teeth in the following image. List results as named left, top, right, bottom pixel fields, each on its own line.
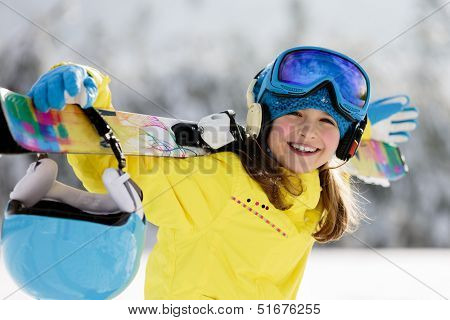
left=290, top=143, right=318, bottom=153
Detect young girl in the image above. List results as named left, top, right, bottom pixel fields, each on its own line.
left=28, top=46, right=372, bottom=300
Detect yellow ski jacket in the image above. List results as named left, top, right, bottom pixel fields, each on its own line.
left=54, top=62, right=365, bottom=299
left=68, top=150, right=323, bottom=300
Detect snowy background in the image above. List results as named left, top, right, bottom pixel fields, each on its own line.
left=0, top=0, right=449, bottom=300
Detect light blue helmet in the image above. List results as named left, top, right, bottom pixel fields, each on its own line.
left=1, top=106, right=147, bottom=300
left=1, top=157, right=146, bottom=299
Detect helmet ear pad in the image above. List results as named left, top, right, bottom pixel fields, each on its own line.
left=335, top=115, right=367, bottom=161
left=102, top=169, right=143, bottom=213
left=336, top=124, right=355, bottom=161
left=10, top=158, right=144, bottom=215
left=9, top=158, right=58, bottom=207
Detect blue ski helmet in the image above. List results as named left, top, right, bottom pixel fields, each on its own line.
left=1, top=158, right=146, bottom=300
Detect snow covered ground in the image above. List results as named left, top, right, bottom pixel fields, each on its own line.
left=2, top=248, right=449, bottom=300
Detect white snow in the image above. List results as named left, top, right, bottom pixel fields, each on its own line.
left=2, top=247, right=448, bottom=300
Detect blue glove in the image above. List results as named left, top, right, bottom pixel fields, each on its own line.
left=28, top=65, right=98, bottom=112
left=368, top=95, right=419, bottom=144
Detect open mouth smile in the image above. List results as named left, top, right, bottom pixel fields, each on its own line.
left=288, top=142, right=320, bottom=157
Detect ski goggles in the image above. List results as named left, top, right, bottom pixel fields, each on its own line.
left=256, top=46, right=371, bottom=122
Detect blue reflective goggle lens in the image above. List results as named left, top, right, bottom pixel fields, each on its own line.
left=278, top=49, right=368, bottom=109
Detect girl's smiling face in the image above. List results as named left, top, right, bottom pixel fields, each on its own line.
left=267, top=108, right=341, bottom=173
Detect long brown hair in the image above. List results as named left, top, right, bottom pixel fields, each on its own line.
left=225, top=120, right=369, bottom=243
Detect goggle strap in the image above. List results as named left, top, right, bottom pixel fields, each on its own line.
left=246, top=79, right=258, bottom=107
left=256, top=71, right=271, bottom=103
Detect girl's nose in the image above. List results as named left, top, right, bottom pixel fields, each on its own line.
left=297, top=120, right=317, bottom=140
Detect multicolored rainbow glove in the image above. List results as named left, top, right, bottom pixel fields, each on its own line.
left=27, top=65, right=98, bottom=112
left=368, top=95, right=419, bottom=145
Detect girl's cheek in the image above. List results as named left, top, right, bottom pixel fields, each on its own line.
left=281, top=123, right=295, bottom=137
left=272, top=119, right=293, bottom=139
left=321, top=128, right=340, bottom=150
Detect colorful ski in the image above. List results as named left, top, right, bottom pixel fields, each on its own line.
left=0, top=87, right=408, bottom=186
left=343, top=139, right=408, bottom=187
left=0, top=88, right=207, bottom=157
